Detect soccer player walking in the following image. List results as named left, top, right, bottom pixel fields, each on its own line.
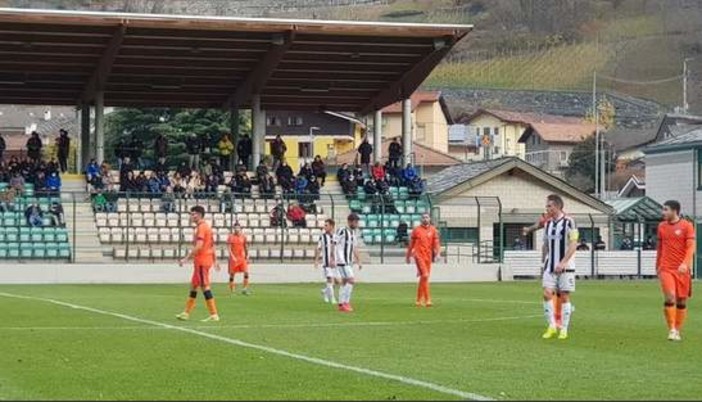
left=177, top=206, right=220, bottom=322
left=336, top=213, right=362, bottom=312
left=541, top=194, right=578, bottom=340
left=406, top=213, right=441, bottom=307
left=656, top=200, right=695, bottom=341
left=315, top=219, right=339, bottom=304
left=227, top=222, right=251, bottom=295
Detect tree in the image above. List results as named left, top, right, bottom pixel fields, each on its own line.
left=105, top=108, right=251, bottom=169
left=564, top=134, right=616, bottom=194
left=585, top=96, right=615, bottom=130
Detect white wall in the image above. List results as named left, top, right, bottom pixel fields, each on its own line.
left=646, top=150, right=695, bottom=215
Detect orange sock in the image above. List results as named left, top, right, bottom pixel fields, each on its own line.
left=206, top=298, right=218, bottom=316
left=424, top=279, right=432, bottom=304
left=416, top=281, right=423, bottom=304
left=243, top=275, right=250, bottom=289
left=185, top=296, right=196, bottom=314
left=664, top=305, right=676, bottom=330
left=228, top=281, right=235, bottom=291
left=676, top=307, right=687, bottom=331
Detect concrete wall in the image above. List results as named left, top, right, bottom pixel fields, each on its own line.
left=646, top=150, right=695, bottom=215
left=0, top=262, right=500, bottom=285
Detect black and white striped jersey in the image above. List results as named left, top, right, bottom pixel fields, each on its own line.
left=335, top=227, right=357, bottom=267
left=543, top=215, right=578, bottom=273
left=317, top=232, right=335, bottom=268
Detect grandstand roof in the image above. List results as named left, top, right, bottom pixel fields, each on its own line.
left=606, top=197, right=662, bottom=223
left=0, top=8, right=471, bottom=112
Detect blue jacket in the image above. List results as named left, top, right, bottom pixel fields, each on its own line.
left=403, top=167, right=417, bottom=182
left=86, top=163, right=100, bottom=178
left=46, top=174, right=61, bottom=190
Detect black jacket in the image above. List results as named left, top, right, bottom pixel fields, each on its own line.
left=358, top=142, right=373, bottom=163
left=185, top=136, right=202, bottom=155
left=237, top=136, right=252, bottom=157
left=389, top=142, right=402, bottom=159
left=57, top=134, right=70, bottom=156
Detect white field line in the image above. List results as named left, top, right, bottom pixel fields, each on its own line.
left=0, top=291, right=494, bottom=401
left=0, top=314, right=541, bottom=331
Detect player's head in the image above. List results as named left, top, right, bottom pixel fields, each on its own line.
left=545, top=194, right=564, bottom=218
left=662, top=200, right=681, bottom=222
left=233, top=221, right=242, bottom=234
left=323, top=218, right=335, bottom=234
left=347, top=213, right=360, bottom=230
left=190, top=206, right=205, bottom=224
left=421, top=213, right=431, bottom=227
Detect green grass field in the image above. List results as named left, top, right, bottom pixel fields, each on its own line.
left=0, top=281, right=699, bottom=400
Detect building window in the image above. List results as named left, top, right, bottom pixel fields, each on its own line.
left=483, top=127, right=490, bottom=136
left=505, top=138, right=511, bottom=154
left=441, top=227, right=479, bottom=243
left=560, top=151, right=568, bottom=161
left=298, top=142, right=312, bottom=159
left=493, top=127, right=499, bottom=137
left=286, top=116, right=304, bottom=126
left=267, top=116, right=282, bottom=126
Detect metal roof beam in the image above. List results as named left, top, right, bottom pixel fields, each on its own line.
left=80, top=23, right=126, bottom=103
left=224, top=30, right=295, bottom=108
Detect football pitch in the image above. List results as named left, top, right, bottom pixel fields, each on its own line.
left=0, top=280, right=699, bottom=400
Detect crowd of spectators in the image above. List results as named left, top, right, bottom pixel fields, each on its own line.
left=337, top=160, right=425, bottom=200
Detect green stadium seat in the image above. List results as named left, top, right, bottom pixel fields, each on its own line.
left=0, top=243, right=7, bottom=258
left=361, top=205, right=372, bottom=214
left=58, top=243, right=71, bottom=258
left=363, top=232, right=374, bottom=244
left=20, top=247, right=32, bottom=259
left=0, top=228, right=4, bottom=243
left=43, top=227, right=56, bottom=242
left=0, top=182, right=7, bottom=191
left=41, top=217, right=52, bottom=227
left=356, top=192, right=366, bottom=201
left=23, top=183, right=34, bottom=191
left=56, top=229, right=69, bottom=242
left=7, top=243, right=19, bottom=258
left=385, top=234, right=396, bottom=243
left=3, top=212, right=16, bottom=227
left=31, top=227, right=43, bottom=242
left=349, top=199, right=362, bottom=212
left=45, top=243, right=59, bottom=258
left=32, top=243, right=46, bottom=259
left=19, top=228, right=30, bottom=242
left=5, top=227, right=18, bottom=242
left=399, top=187, right=409, bottom=201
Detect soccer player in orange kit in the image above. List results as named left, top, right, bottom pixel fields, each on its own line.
left=406, top=213, right=441, bottom=307
left=176, top=206, right=220, bottom=322
left=657, top=200, right=695, bottom=341
left=227, top=222, right=251, bottom=295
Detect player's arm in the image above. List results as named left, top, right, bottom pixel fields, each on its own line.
left=244, top=238, right=249, bottom=262
left=180, top=238, right=203, bottom=266
left=354, top=243, right=362, bottom=270
left=655, top=225, right=662, bottom=273
left=556, top=220, right=579, bottom=273
left=680, top=223, right=696, bottom=274
left=433, top=229, right=441, bottom=262
left=314, top=240, right=321, bottom=269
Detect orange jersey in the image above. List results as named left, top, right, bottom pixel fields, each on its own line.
left=407, top=224, right=440, bottom=263
left=657, top=219, right=695, bottom=271
left=227, top=233, right=247, bottom=260
left=193, top=220, right=215, bottom=266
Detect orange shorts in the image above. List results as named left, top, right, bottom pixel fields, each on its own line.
left=191, top=261, right=213, bottom=288
left=659, top=270, right=692, bottom=299
left=415, top=259, right=432, bottom=277
left=228, top=259, right=249, bottom=274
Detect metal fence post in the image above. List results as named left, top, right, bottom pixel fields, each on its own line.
left=71, top=193, right=77, bottom=263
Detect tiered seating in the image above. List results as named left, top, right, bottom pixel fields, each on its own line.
left=95, top=197, right=326, bottom=261
left=347, top=186, right=429, bottom=245
left=0, top=183, right=71, bottom=260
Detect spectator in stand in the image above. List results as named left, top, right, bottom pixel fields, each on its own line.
left=620, top=237, right=633, bottom=251
left=130, top=135, right=144, bottom=169
left=307, top=177, right=321, bottom=201
left=237, top=134, right=252, bottom=168
left=408, top=176, right=425, bottom=199
left=99, top=163, right=112, bottom=190
left=176, top=161, right=191, bottom=179
left=157, top=171, right=171, bottom=192
left=153, top=158, right=168, bottom=175
left=121, top=171, right=136, bottom=193
left=294, top=175, right=309, bottom=203
left=337, top=163, right=351, bottom=183
left=135, top=171, right=148, bottom=193
left=276, top=160, right=294, bottom=193
left=119, top=156, right=135, bottom=188
left=402, top=163, right=418, bottom=185
left=147, top=172, right=161, bottom=195
left=341, top=175, right=357, bottom=196
left=260, top=174, right=276, bottom=199
left=0, top=187, right=16, bottom=212
left=161, top=186, right=176, bottom=213
left=10, top=171, right=25, bottom=193
left=92, top=189, right=107, bottom=212
left=234, top=170, right=252, bottom=197
left=397, top=221, right=409, bottom=246
left=358, top=137, right=373, bottom=173
left=287, top=201, right=307, bottom=228
left=256, top=160, right=269, bottom=183
left=185, top=133, right=202, bottom=170
left=513, top=237, right=525, bottom=250
left=576, top=239, right=590, bottom=251
left=48, top=201, right=64, bottom=227
left=353, top=164, right=364, bottom=188
left=388, top=137, right=402, bottom=169
left=364, top=178, right=378, bottom=196
left=172, top=173, right=186, bottom=194
left=299, top=162, right=314, bottom=182
left=376, top=177, right=390, bottom=195
left=217, top=133, right=234, bottom=171
left=270, top=135, right=287, bottom=172
left=26, top=131, right=43, bottom=163
left=594, top=236, right=606, bottom=251
left=46, top=171, right=61, bottom=194
left=311, top=155, right=326, bottom=186
left=0, top=132, right=5, bottom=162
left=643, top=236, right=655, bottom=250
left=154, top=133, right=168, bottom=166
left=371, top=161, right=386, bottom=182
left=33, top=171, right=47, bottom=195
left=46, top=159, right=59, bottom=176
left=270, top=201, right=286, bottom=227
left=85, top=159, right=100, bottom=182
left=56, top=129, right=70, bottom=173
left=25, top=203, right=43, bottom=227
left=114, top=138, right=128, bottom=170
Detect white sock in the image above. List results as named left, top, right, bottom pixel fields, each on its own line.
left=338, top=285, right=348, bottom=304
left=561, top=302, right=572, bottom=331
left=543, top=300, right=556, bottom=328
left=345, top=283, right=354, bottom=304
left=325, top=283, right=334, bottom=301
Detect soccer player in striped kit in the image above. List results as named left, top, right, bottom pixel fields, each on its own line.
left=541, top=194, right=578, bottom=340
left=336, top=213, right=362, bottom=312
left=315, top=219, right=339, bottom=304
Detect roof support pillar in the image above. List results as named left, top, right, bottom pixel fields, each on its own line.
left=80, top=102, right=91, bottom=172
left=252, top=94, right=265, bottom=168
left=402, top=98, right=412, bottom=166
left=95, top=91, right=105, bottom=163
left=373, top=110, right=383, bottom=163
left=229, top=105, right=240, bottom=171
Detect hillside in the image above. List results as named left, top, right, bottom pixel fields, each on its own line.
left=3, top=0, right=702, bottom=113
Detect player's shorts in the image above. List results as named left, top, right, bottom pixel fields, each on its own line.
left=415, top=258, right=432, bottom=277
left=337, top=264, right=355, bottom=280
left=659, top=269, right=692, bottom=298
left=542, top=270, right=576, bottom=292
left=322, top=266, right=340, bottom=280
left=228, top=260, right=248, bottom=274
left=191, top=264, right=212, bottom=288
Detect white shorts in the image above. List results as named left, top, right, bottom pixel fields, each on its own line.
left=337, top=265, right=355, bottom=280
left=322, top=267, right=340, bottom=281
left=542, top=270, right=576, bottom=293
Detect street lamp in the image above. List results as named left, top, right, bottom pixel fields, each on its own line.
left=684, top=57, right=695, bottom=114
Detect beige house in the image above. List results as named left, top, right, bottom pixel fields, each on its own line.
left=426, top=157, right=614, bottom=253
left=452, top=109, right=530, bottom=161
left=379, top=91, right=452, bottom=154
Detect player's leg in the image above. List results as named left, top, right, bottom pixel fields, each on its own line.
left=424, top=263, right=433, bottom=307
left=338, top=266, right=355, bottom=312
left=200, top=267, right=219, bottom=321
left=415, top=261, right=426, bottom=307
left=177, top=286, right=198, bottom=320
left=242, top=267, right=251, bottom=295
left=554, top=291, right=562, bottom=328
left=556, top=273, right=575, bottom=339
left=673, top=273, right=691, bottom=340
left=541, top=272, right=558, bottom=338
left=659, top=271, right=678, bottom=339
left=228, top=271, right=236, bottom=293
